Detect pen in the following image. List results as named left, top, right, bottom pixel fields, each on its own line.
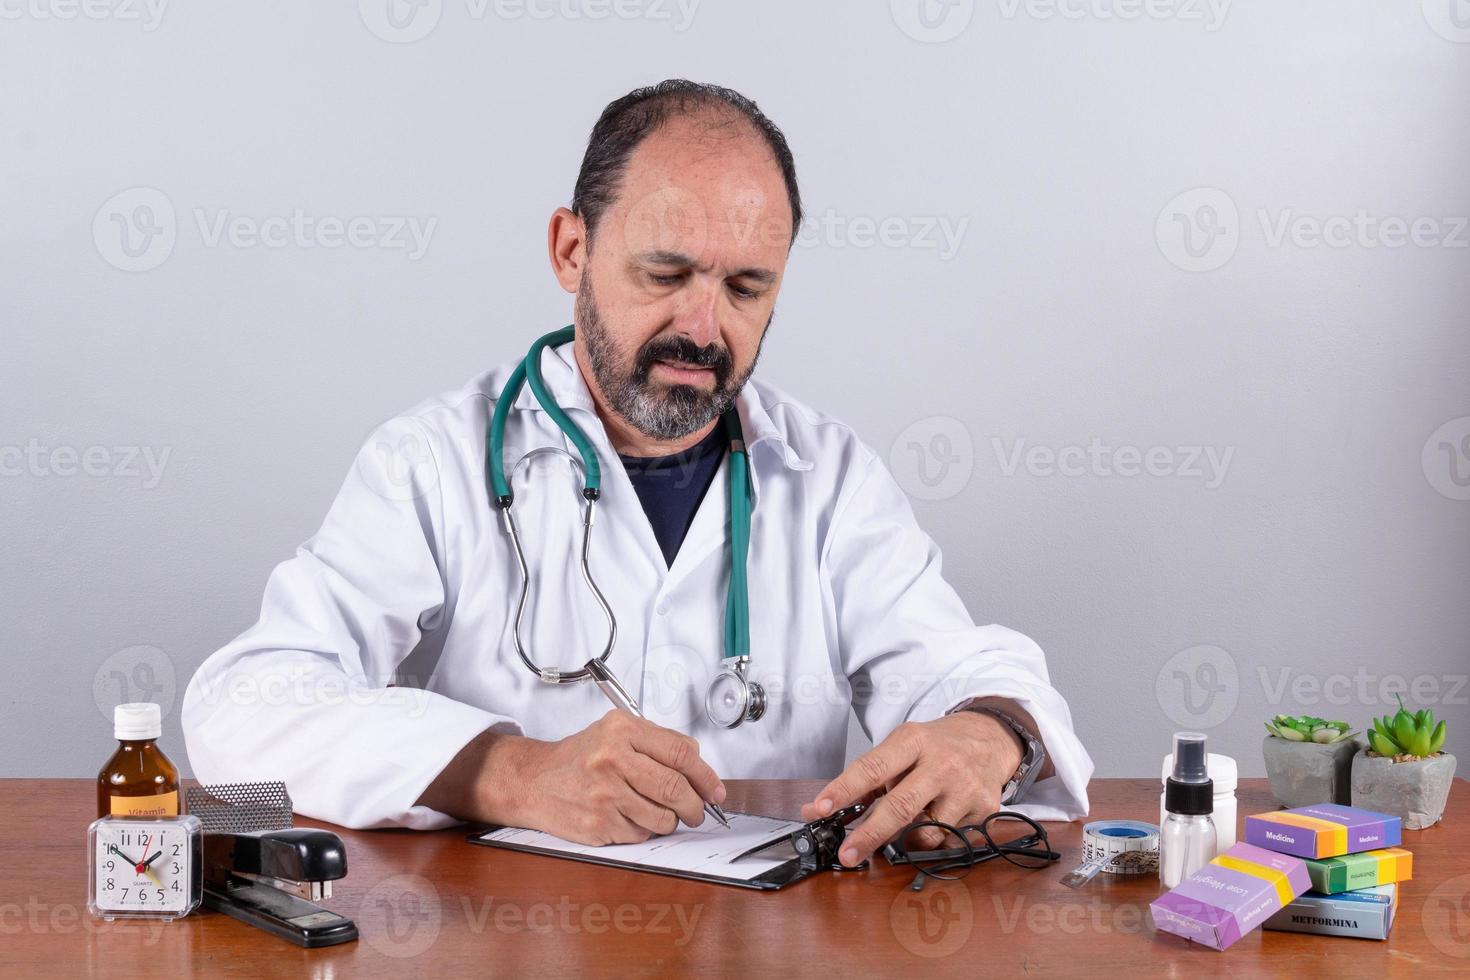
left=583, top=657, right=732, bottom=829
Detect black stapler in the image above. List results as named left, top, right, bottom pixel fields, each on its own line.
left=202, top=828, right=359, bottom=947
left=186, top=782, right=359, bottom=948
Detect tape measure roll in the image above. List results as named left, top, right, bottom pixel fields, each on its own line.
left=1081, top=820, right=1159, bottom=876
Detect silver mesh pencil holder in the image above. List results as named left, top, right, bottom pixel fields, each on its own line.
left=185, top=781, right=293, bottom=834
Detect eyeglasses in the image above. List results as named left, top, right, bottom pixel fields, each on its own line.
left=882, top=810, right=1061, bottom=891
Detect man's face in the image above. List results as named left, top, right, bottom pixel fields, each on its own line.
left=573, top=114, right=794, bottom=442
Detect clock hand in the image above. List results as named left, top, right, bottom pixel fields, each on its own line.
left=135, top=834, right=165, bottom=887
left=106, top=842, right=164, bottom=888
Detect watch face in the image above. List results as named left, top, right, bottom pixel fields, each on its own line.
left=89, top=817, right=201, bottom=918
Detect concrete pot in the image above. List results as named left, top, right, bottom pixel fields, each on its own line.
left=1262, top=736, right=1360, bottom=807
left=1350, top=750, right=1457, bottom=830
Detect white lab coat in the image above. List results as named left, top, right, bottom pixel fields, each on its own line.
left=182, top=341, right=1093, bottom=830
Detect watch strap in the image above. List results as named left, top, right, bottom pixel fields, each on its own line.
left=947, top=700, right=1045, bottom=805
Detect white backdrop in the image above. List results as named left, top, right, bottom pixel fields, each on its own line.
left=3, top=1, right=1468, bottom=783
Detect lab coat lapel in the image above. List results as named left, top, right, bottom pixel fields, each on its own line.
left=596, top=429, right=673, bottom=586
left=662, top=453, right=730, bottom=588
left=732, top=384, right=813, bottom=508
left=667, top=384, right=817, bottom=586
left=531, top=340, right=713, bottom=587
left=533, top=341, right=670, bottom=589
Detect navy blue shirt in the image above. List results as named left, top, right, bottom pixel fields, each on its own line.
left=619, top=424, right=727, bottom=567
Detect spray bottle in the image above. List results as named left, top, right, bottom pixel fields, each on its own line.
left=1159, top=731, right=1217, bottom=888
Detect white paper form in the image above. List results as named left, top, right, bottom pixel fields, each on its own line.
left=476, top=812, right=806, bottom=882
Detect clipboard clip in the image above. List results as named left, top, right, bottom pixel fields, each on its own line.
left=735, top=803, right=870, bottom=872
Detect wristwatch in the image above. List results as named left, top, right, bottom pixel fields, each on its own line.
left=947, top=700, right=1046, bottom=805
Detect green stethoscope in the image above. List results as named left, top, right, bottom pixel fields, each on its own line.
left=487, top=325, right=767, bottom=729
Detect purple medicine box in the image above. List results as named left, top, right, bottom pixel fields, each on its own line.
left=1244, top=803, right=1402, bottom=859
left=1150, top=842, right=1312, bottom=951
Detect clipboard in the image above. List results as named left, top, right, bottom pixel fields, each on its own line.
left=465, top=805, right=867, bottom=891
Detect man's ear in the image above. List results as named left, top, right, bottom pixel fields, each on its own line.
left=548, top=207, right=587, bottom=294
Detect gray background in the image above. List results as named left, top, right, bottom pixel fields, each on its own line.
left=3, top=1, right=1467, bottom=785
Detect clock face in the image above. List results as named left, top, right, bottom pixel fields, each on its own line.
left=91, top=819, right=198, bottom=916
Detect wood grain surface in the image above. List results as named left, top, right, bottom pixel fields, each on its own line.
left=2, top=778, right=1467, bottom=978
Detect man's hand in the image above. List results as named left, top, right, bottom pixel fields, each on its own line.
left=419, top=710, right=726, bottom=845
left=800, top=711, right=1025, bottom=867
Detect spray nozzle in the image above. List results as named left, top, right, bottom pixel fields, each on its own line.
left=1170, top=732, right=1210, bottom=784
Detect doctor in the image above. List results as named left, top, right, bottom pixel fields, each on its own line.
left=183, top=79, right=1093, bottom=868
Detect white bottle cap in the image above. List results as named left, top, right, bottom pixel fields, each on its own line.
left=114, top=702, right=162, bottom=741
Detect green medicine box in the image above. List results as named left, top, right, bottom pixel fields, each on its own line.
left=1303, top=847, right=1412, bottom=895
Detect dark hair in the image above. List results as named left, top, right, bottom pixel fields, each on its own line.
left=571, top=79, right=803, bottom=248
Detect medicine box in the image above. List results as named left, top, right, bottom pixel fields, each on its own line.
left=1150, top=842, right=1311, bottom=951
left=1302, top=847, right=1412, bottom=894
left=1244, top=803, right=1401, bottom=859
left=1262, top=883, right=1398, bottom=940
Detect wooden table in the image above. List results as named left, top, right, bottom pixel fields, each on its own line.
left=4, top=778, right=1468, bottom=977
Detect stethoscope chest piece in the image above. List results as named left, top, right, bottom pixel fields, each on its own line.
left=705, top=656, right=766, bottom=729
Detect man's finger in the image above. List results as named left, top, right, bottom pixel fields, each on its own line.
left=620, top=752, right=707, bottom=828
left=800, top=785, right=884, bottom=823
left=809, top=726, right=923, bottom=817
left=836, top=773, right=938, bottom=867
left=603, top=811, right=656, bottom=845
left=628, top=719, right=726, bottom=804
left=615, top=790, right=680, bottom=839
left=908, top=794, right=966, bottom=851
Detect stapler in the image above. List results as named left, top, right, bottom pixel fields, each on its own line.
left=204, top=834, right=361, bottom=946
left=186, top=781, right=359, bottom=948
left=202, top=828, right=359, bottom=947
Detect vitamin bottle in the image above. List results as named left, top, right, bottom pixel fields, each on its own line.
left=97, top=702, right=180, bottom=819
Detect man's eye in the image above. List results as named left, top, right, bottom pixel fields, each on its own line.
left=650, top=273, right=683, bottom=286
left=728, top=283, right=759, bottom=300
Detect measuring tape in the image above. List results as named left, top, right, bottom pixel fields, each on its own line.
left=1061, top=820, right=1161, bottom=887
left=1080, top=820, right=1160, bottom=875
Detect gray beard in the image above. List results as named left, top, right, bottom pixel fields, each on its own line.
left=575, top=280, right=763, bottom=441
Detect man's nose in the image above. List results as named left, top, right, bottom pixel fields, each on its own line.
left=671, top=279, right=722, bottom=348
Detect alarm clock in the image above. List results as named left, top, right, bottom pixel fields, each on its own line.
left=87, top=815, right=203, bottom=921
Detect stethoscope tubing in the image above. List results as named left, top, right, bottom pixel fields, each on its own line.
left=500, top=447, right=616, bottom=684
left=487, top=326, right=758, bottom=723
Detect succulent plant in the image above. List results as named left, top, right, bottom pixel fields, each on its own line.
left=1264, top=714, right=1359, bottom=744
left=1367, top=695, right=1448, bottom=760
